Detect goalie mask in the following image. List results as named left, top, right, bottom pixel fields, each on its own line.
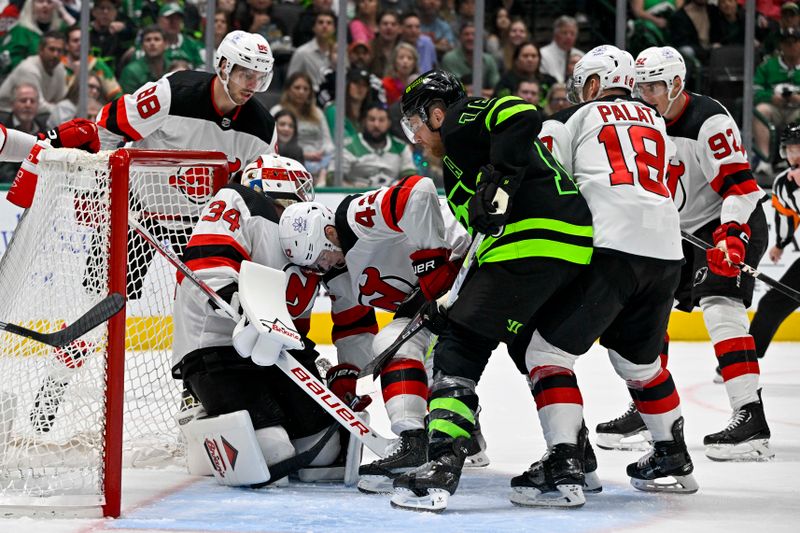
left=242, top=154, right=314, bottom=207
left=567, top=45, right=635, bottom=104
left=279, top=202, right=343, bottom=273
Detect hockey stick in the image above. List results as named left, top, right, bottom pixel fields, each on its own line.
left=355, top=233, right=485, bottom=396
left=251, top=396, right=359, bottom=488
left=681, top=230, right=800, bottom=304
left=128, top=214, right=393, bottom=456
left=0, top=293, right=125, bottom=348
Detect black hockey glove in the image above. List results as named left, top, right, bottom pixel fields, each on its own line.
left=420, top=299, right=449, bottom=335
left=468, top=165, right=520, bottom=235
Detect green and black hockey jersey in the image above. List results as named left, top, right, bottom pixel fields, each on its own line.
left=440, top=95, right=594, bottom=266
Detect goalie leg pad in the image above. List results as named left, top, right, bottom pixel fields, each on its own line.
left=182, top=410, right=272, bottom=486
left=176, top=403, right=212, bottom=476
left=292, top=427, right=345, bottom=482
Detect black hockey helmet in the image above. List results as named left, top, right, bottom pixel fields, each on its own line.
left=400, top=69, right=466, bottom=142
left=780, top=122, right=800, bottom=158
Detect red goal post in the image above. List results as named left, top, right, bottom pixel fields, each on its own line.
left=0, top=149, right=229, bottom=517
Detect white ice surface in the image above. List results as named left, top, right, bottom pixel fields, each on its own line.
left=2, top=342, right=799, bottom=533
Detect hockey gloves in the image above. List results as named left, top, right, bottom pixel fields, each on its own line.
left=327, top=363, right=372, bottom=411
left=707, top=222, right=751, bottom=277
left=468, top=164, right=520, bottom=235
left=410, top=247, right=459, bottom=301
left=39, top=118, right=100, bottom=153
left=421, top=298, right=449, bottom=335
left=7, top=140, right=48, bottom=208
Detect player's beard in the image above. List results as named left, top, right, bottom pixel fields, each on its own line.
left=426, top=140, right=445, bottom=159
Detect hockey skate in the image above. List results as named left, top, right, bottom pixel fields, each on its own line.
left=464, top=418, right=490, bottom=468
left=627, top=417, right=699, bottom=494
left=704, top=391, right=774, bottom=462
left=357, top=429, right=427, bottom=494
left=583, top=439, right=602, bottom=494
left=390, top=439, right=469, bottom=513
left=595, top=403, right=652, bottom=451
left=509, top=427, right=590, bottom=508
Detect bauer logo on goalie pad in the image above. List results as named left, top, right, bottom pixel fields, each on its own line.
left=259, top=318, right=302, bottom=344
left=203, top=436, right=240, bottom=478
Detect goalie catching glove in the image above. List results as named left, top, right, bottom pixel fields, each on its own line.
left=707, top=222, right=751, bottom=277
left=410, top=248, right=459, bottom=300
left=468, top=164, right=520, bottom=235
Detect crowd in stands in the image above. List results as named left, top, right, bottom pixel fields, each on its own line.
left=0, top=0, right=788, bottom=187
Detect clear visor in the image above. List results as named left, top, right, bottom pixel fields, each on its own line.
left=229, top=67, right=271, bottom=93
left=306, top=249, right=344, bottom=274
left=566, top=76, right=583, bottom=105
left=401, top=109, right=428, bottom=144
left=635, top=81, right=669, bottom=100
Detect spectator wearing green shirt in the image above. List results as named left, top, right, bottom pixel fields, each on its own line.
left=119, top=26, right=168, bottom=94
left=136, top=3, right=203, bottom=69
left=754, top=26, right=800, bottom=175
left=0, top=0, right=65, bottom=75
left=63, top=25, right=122, bottom=102
left=441, top=22, right=499, bottom=98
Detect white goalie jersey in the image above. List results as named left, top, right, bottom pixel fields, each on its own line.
left=662, top=92, right=762, bottom=232
left=323, top=176, right=470, bottom=368
left=172, top=184, right=320, bottom=368
left=541, top=95, right=683, bottom=261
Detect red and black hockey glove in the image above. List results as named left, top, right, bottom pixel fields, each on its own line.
left=468, top=164, right=520, bottom=235
left=39, top=118, right=100, bottom=153
left=7, top=140, right=47, bottom=209
left=410, top=247, right=459, bottom=301
left=706, top=222, right=751, bottom=277
left=326, top=363, right=372, bottom=411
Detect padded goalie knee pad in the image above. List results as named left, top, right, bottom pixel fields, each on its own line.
left=699, top=296, right=750, bottom=345
left=292, top=427, right=341, bottom=467
left=256, top=425, right=296, bottom=466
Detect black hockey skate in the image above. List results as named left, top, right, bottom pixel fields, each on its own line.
left=357, top=429, right=427, bottom=494
left=464, top=417, right=490, bottom=468
left=583, top=439, right=602, bottom=494
left=627, top=417, right=699, bottom=494
left=704, top=391, right=774, bottom=462
left=595, top=402, right=652, bottom=451
left=390, top=439, right=469, bottom=513
left=510, top=427, right=589, bottom=508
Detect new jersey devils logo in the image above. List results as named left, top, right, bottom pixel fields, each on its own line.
left=285, top=267, right=319, bottom=317
left=168, top=167, right=214, bottom=204
left=228, top=158, right=242, bottom=175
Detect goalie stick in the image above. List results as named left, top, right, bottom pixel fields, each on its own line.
left=0, top=293, right=125, bottom=348
left=355, top=233, right=485, bottom=396
left=128, top=214, right=393, bottom=456
left=681, top=231, right=800, bottom=304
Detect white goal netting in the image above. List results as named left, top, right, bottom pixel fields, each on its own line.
left=0, top=148, right=228, bottom=515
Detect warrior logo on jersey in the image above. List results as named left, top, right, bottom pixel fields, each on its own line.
left=357, top=268, right=414, bottom=311
left=168, top=167, right=216, bottom=204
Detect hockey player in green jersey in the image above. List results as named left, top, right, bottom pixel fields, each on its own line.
left=389, top=69, right=596, bottom=512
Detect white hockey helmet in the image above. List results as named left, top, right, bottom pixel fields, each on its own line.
left=279, top=202, right=341, bottom=270
left=567, top=45, right=635, bottom=104
left=214, top=30, right=274, bottom=93
left=634, top=46, right=686, bottom=94
left=241, top=154, right=315, bottom=207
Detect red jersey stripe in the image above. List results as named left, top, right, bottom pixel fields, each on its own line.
left=116, top=100, right=143, bottom=141
left=186, top=233, right=252, bottom=261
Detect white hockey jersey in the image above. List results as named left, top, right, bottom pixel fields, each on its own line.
left=663, top=92, right=762, bottom=233
left=172, top=184, right=321, bottom=367
left=96, top=70, right=278, bottom=232
left=324, top=176, right=470, bottom=368
left=541, top=95, right=682, bottom=261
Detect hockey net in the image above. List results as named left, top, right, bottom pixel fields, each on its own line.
left=0, top=148, right=229, bottom=517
